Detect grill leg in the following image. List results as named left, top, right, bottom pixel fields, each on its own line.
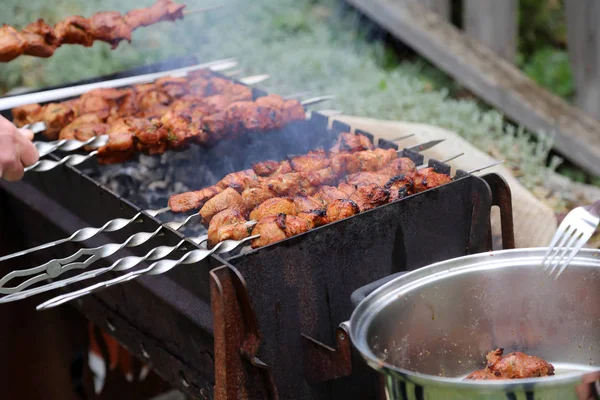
left=210, top=265, right=279, bottom=400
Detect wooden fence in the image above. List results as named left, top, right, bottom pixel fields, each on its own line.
left=423, top=0, right=599, bottom=121
left=346, top=0, right=600, bottom=176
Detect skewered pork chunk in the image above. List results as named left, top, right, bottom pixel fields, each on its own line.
left=12, top=104, right=42, bottom=127
left=466, top=349, right=555, bottom=380
left=345, top=171, right=390, bottom=187
left=348, top=183, right=390, bottom=212
left=289, top=149, right=330, bottom=172
left=412, top=167, right=452, bottom=193
left=252, top=160, right=293, bottom=177
left=0, top=25, right=27, bottom=62
left=96, top=117, right=139, bottom=164
left=293, top=196, right=326, bottom=212
left=207, top=209, right=253, bottom=247
left=250, top=214, right=288, bottom=248
left=330, top=132, right=374, bottom=154
left=39, top=103, right=77, bottom=140
left=325, top=199, right=360, bottom=223
left=168, top=187, right=223, bottom=213
left=88, top=12, right=132, bottom=48
left=58, top=114, right=109, bottom=141
left=242, top=188, right=275, bottom=211
left=22, top=20, right=59, bottom=58
left=249, top=198, right=298, bottom=221
left=384, top=175, right=415, bottom=201
left=124, top=0, right=185, bottom=28
left=54, top=16, right=94, bottom=46
left=200, top=188, right=245, bottom=224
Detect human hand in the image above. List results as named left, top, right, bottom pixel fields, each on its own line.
left=0, top=115, right=39, bottom=181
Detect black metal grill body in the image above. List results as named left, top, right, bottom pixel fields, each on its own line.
left=0, top=60, right=512, bottom=399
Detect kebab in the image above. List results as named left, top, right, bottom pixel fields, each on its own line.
left=204, top=158, right=451, bottom=248
left=12, top=71, right=254, bottom=140
left=168, top=132, right=432, bottom=213
left=0, top=0, right=215, bottom=63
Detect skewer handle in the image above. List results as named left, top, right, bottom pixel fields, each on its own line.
left=37, top=235, right=257, bottom=310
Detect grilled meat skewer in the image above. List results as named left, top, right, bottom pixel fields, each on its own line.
left=12, top=72, right=253, bottom=139
left=208, top=167, right=450, bottom=248
left=169, top=134, right=388, bottom=213
left=0, top=0, right=188, bottom=62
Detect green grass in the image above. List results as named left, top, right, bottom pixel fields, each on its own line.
left=0, top=0, right=562, bottom=191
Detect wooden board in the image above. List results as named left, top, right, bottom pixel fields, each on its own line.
left=346, top=0, right=600, bottom=176
left=464, top=0, right=517, bottom=62
left=331, top=115, right=558, bottom=249
left=566, top=0, right=600, bottom=121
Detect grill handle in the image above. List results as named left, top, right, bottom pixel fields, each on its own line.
left=350, top=272, right=407, bottom=307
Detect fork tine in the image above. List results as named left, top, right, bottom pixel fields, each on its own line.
left=548, top=230, right=582, bottom=275
left=543, top=225, right=577, bottom=272
left=554, top=232, right=592, bottom=279
left=541, top=220, right=572, bottom=269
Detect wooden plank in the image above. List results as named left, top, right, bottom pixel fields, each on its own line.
left=346, top=0, right=600, bottom=176
left=421, top=0, right=451, bottom=21
left=464, top=0, right=517, bottom=62
left=566, top=0, right=600, bottom=120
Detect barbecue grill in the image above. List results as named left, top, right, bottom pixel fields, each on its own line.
left=0, top=57, right=514, bottom=399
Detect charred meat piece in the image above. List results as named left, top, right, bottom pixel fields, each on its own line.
left=22, top=19, right=59, bottom=58
left=200, top=188, right=246, bottom=224
left=250, top=214, right=287, bottom=248
left=59, top=114, right=108, bottom=141
left=249, top=197, right=297, bottom=221
left=39, top=103, right=77, bottom=140
left=217, top=169, right=259, bottom=192
left=282, top=99, right=305, bottom=121
left=465, top=349, right=555, bottom=380
left=297, top=210, right=328, bottom=228
left=345, top=171, right=390, bottom=188
left=326, top=199, right=360, bottom=223
left=134, top=118, right=167, bottom=154
left=124, top=0, right=185, bottom=28
left=242, top=188, right=275, bottom=211
left=380, top=157, right=417, bottom=176
left=289, top=149, right=330, bottom=172
left=137, top=88, right=171, bottom=111
left=283, top=213, right=317, bottom=237
left=159, top=109, right=205, bottom=150
left=154, top=76, right=189, bottom=99
left=330, top=133, right=374, bottom=154
left=54, top=16, right=94, bottom=46
left=252, top=160, right=293, bottom=177
left=293, top=196, right=326, bottom=213
left=0, top=25, right=27, bottom=62
left=12, top=104, right=42, bottom=127
left=168, top=186, right=223, bottom=213
left=313, top=184, right=355, bottom=204
left=349, top=184, right=390, bottom=212
left=384, top=175, right=415, bottom=201
left=88, top=12, right=132, bottom=48
left=412, top=168, right=452, bottom=193
left=207, top=209, right=252, bottom=248
left=357, top=148, right=398, bottom=172
left=97, top=117, right=138, bottom=164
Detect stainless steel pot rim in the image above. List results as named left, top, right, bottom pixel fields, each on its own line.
left=349, top=247, right=600, bottom=388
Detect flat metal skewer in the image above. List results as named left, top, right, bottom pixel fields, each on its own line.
left=36, top=235, right=258, bottom=310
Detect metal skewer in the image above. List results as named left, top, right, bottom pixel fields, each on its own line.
left=0, top=214, right=198, bottom=294
left=36, top=235, right=259, bottom=310
left=182, top=4, right=225, bottom=16
left=0, top=220, right=257, bottom=303
left=0, top=58, right=239, bottom=111
left=0, top=139, right=442, bottom=263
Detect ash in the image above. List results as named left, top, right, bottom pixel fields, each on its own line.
left=82, top=146, right=226, bottom=239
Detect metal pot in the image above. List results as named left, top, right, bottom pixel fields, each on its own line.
left=348, top=248, right=600, bottom=400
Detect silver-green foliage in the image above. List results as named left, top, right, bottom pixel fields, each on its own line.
left=0, top=0, right=559, bottom=188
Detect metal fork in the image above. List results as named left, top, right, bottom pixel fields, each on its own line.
left=541, top=200, right=600, bottom=279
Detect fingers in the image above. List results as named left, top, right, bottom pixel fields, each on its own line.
left=18, top=128, right=34, bottom=141
left=0, top=116, right=39, bottom=182
left=16, top=133, right=39, bottom=167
